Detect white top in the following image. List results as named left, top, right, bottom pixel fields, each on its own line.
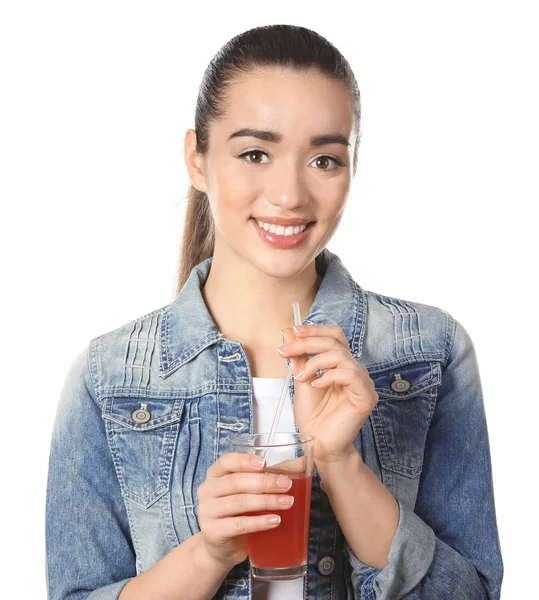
left=251, top=377, right=304, bottom=599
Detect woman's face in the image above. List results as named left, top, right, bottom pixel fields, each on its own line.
left=187, top=66, right=357, bottom=279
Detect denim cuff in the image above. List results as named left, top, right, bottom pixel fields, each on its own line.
left=344, top=498, right=435, bottom=599
left=87, top=578, right=133, bottom=599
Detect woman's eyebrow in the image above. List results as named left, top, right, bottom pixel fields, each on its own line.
left=227, top=128, right=350, bottom=148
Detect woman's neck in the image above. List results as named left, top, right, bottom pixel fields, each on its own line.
left=201, top=248, right=322, bottom=347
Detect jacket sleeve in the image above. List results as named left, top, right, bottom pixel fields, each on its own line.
left=46, top=346, right=137, bottom=599
left=343, top=317, right=504, bottom=599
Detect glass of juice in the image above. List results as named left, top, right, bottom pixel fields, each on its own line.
left=230, top=432, right=314, bottom=581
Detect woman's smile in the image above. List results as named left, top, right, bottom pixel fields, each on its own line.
left=251, top=217, right=316, bottom=249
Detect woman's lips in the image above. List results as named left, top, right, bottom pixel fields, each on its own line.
left=251, top=218, right=315, bottom=249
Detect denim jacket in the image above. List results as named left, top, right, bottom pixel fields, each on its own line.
left=46, top=250, right=503, bottom=599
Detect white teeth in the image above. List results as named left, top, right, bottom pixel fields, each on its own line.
left=256, top=219, right=308, bottom=236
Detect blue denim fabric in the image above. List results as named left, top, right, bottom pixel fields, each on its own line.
left=46, top=250, right=503, bottom=599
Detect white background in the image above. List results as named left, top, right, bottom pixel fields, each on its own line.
left=1, top=1, right=537, bottom=597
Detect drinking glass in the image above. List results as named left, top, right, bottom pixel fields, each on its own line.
left=230, top=432, right=314, bottom=580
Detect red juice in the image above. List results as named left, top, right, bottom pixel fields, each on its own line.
left=245, top=469, right=313, bottom=569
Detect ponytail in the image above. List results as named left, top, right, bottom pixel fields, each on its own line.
left=174, top=185, right=214, bottom=296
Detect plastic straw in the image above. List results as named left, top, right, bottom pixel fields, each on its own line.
left=264, top=301, right=303, bottom=459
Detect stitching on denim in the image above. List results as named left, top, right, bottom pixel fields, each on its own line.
left=237, top=343, right=254, bottom=434
left=87, top=339, right=102, bottom=406
left=403, top=299, right=422, bottom=355
left=218, top=352, right=241, bottom=362
left=347, top=280, right=361, bottom=359
left=188, top=399, right=202, bottom=535
left=375, top=372, right=441, bottom=400
left=103, top=409, right=183, bottom=431
left=425, top=387, right=438, bottom=428
left=416, top=309, right=426, bottom=354
left=175, top=406, right=190, bottom=535
left=123, top=487, right=168, bottom=508
left=443, top=311, right=457, bottom=368
left=398, top=298, right=421, bottom=358
left=376, top=294, right=438, bottom=363
left=366, top=354, right=444, bottom=374
left=121, top=321, right=137, bottom=389
left=89, top=337, right=105, bottom=399
left=399, top=299, right=418, bottom=352
left=166, top=332, right=219, bottom=369
left=131, top=319, right=144, bottom=388
left=217, top=422, right=244, bottom=431
left=147, top=315, right=159, bottom=388
left=123, top=497, right=141, bottom=572
left=373, top=361, right=441, bottom=391
left=163, top=488, right=180, bottom=547
left=139, top=317, right=151, bottom=388
left=160, top=308, right=170, bottom=372
left=216, top=354, right=221, bottom=464
left=162, top=415, right=181, bottom=494
left=397, top=335, right=421, bottom=342
left=95, top=382, right=254, bottom=401
left=356, top=284, right=367, bottom=359
left=104, top=412, right=129, bottom=499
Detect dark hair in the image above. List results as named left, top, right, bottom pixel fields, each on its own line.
left=175, top=24, right=361, bottom=295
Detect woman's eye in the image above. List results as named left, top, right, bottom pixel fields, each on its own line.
left=311, top=155, right=345, bottom=171
left=238, top=151, right=345, bottom=170
left=239, top=150, right=269, bottom=164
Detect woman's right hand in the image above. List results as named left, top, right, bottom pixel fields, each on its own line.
left=196, top=452, right=295, bottom=570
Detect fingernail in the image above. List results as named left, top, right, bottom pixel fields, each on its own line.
left=294, top=369, right=304, bottom=380
left=251, top=456, right=265, bottom=468
left=293, top=325, right=307, bottom=334
left=276, top=476, right=293, bottom=490
left=268, top=515, right=281, bottom=525
left=277, top=344, right=290, bottom=355
left=278, top=495, right=295, bottom=506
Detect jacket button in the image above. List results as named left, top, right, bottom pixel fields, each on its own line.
left=390, top=374, right=411, bottom=393
left=318, top=556, right=335, bottom=576
left=131, top=403, right=151, bottom=424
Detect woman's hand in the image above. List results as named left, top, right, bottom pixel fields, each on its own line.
left=278, top=325, right=379, bottom=465
left=196, top=452, right=295, bottom=570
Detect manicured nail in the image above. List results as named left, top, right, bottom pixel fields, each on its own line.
left=294, top=369, right=304, bottom=380
left=251, top=456, right=265, bottom=468
left=278, top=495, right=295, bottom=506
left=311, top=377, right=323, bottom=387
left=293, top=325, right=307, bottom=334
left=276, top=476, right=293, bottom=490
left=277, top=344, right=290, bottom=355
left=268, top=515, right=281, bottom=525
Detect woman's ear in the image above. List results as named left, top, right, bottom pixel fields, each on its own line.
left=184, top=128, right=208, bottom=193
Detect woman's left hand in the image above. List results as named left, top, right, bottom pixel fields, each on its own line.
left=279, top=325, right=379, bottom=465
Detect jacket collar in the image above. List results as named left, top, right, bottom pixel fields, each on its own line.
left=159, top=250, right=366, bottom=378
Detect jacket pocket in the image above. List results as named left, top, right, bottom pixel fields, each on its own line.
left=369, top=361, right=441, bottom=478
left=102, top=397, right=185, bottom=507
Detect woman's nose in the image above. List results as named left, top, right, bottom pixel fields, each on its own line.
left=267, top=167, right=309, bottom=210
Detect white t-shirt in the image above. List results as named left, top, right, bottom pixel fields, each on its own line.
left=251, top=377, right=304, bottom=599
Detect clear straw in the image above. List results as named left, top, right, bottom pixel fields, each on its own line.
left=264, top=301, right=303, bottom=460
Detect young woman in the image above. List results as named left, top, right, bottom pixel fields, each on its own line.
left=46, top=24, right=503, bottom=600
